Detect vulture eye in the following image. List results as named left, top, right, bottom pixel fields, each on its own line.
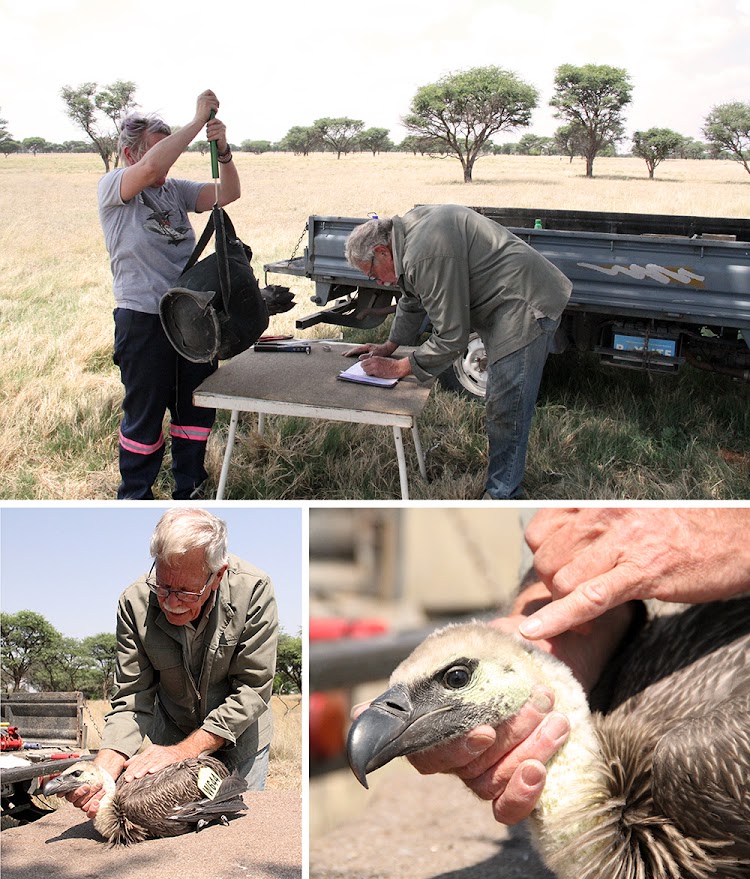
left=443, top=665, right=472, bottom=689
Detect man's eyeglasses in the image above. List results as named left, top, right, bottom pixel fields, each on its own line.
left=145, top=561, right=215, bottom=603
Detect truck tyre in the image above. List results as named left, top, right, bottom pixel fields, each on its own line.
left=437, top=333, right=488, bottom=400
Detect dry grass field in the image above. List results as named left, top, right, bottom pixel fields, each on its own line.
left=1, top=151, right=748, bottom=499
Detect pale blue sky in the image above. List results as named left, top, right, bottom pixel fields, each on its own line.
left=3, top=0, right=748, bottom=145
left=0, top=506, right=303, bottom=638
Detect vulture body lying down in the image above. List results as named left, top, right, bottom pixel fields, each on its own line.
left=42, top=755, right=247, bottom=846
left=347, top=598, right=750, bottom=879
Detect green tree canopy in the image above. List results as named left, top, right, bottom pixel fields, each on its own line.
left=403, top=65, right=538, bottom=182
left=314, top=117, right=364, bottom=158
left=703, top=101, right=750, bottom=175
left=274, top=630, right=302, bottom=694
left=60, top=80, right=137, bottom=171
left=631, top=128, right=684, bottom=178
left=359, top=127, right=393, bottom=155
left=1, top=610, right=62, bottom=691
left=550, top=63, right=632, bottom=177
left=280, top=125, right=320, bottom=156
left=82, top=633, right=118, bottom=699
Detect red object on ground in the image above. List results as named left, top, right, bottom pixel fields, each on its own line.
left=0, top=726, right=24, bottom=751
left=309, top=618, right=389, bottom=762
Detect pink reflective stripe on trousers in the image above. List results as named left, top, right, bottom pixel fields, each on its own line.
left=170, top=424, right=212, bottom=442
left=119, top=430, right=165, bottom=455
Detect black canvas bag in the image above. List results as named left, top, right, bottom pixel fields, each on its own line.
left=159, top=203, right=269, bottom=363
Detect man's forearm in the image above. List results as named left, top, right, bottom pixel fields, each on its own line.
left=183, top=727, right=227, bottom=756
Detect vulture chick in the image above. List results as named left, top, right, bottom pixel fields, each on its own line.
left=348, top=598, right=750, bottom=879
left=42, top=755, right=247, bottom=847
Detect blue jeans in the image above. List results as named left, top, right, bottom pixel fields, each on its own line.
left=236, top=743, right=270, bottom=791
left=484, top=316, right=560, bottom=499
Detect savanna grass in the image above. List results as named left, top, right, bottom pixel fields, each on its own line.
left=1, top=152, right=748, bottom=499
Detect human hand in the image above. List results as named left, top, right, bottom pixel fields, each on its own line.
left=360, top=356, right=412, bottom=379
left=520, top=508, right=750, bottom=640
left=343, top=342, right=397, bottom=359
left=122, top=743, right=193, bottom=782
left=205, top=116, right=228, bottom=153
left=62, top=778, right=107, bottom=819
left=406, top=683, right=568, bottom=825
left=195, top=89, right=220, bottom=124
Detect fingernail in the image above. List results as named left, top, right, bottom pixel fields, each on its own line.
left=518, top=617, right=542, bottom=638
left=521, top=763, right=545, bottom=787
left=545, top=713, right=570, bottom=744
left=530, top=688, right=553, bottom=714
left=466, top=732, right=495, bottom=754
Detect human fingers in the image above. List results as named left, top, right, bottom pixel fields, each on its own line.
left=518, top=570, right=627, bottom=640
left=205, top=118, right=226, bottom=140
left=65, top=782, right=103, bottom=814
left=342, top=344, right=371, bottom=357
left=492, top=760, right=547, bottom=825
left=461, top=710, right=569, bottom=801
left=408, top=686, right=554, bottom=777
left=196, top=91, right=220, bottom=121
left=407, top=725, right=498, bottom=775
left=524, top=509, right=578, bottom=552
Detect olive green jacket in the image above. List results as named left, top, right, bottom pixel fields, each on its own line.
left=388, top=205, right=572, bottom=382
left=101, top=554, right=278, bottom=770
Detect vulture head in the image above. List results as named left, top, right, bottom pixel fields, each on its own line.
left=347, top=623, right=578, bottom=787
left=347, top=608, right=750, bottom=879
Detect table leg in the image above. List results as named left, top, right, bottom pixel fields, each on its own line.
left=393, top=426, right=409, bottom=500
left=411, top=422, right=427, bottom=481
left=216, top=409, right=239, bottom=500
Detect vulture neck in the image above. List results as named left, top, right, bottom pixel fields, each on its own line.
left=524, top=647, right=607, bottom=870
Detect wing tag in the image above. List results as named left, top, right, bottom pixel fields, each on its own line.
left=197, top=766, right=222, bottom=800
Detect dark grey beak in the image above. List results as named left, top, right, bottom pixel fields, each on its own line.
left=347, top=683, right=450, bottom=789
left=41, top=773, right=82, bottom=796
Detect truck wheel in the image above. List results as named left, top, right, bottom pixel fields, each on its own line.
left=437, top=333, right=487, bottom=400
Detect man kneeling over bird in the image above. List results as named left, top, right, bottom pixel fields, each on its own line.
left=48, top=507, right=278, bottom=843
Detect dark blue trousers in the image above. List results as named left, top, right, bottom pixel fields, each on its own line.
left=113, top=309, right=217, bottom=500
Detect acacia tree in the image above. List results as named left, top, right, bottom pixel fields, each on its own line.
left=314, top=117, right=364, bottom=158
left=280, top=125, right=320, bottom=155
left=0, top=110, right=18, bottom=157
left=1, top=611, right=62, bottom=691
left=82, top=633, right=118, bottom=699
left=359, top=127, right=392, bottom=155
left=404, top=66, right=537, bottom=182
left=703, top=102, right=750, bottom=175
left=631, top=128, right=684, bottom=179
left=274, top=630, right=302, bottom=694
left=60, top=80, right=138, bottom=171
left=550, top=64, right=632, bottom=178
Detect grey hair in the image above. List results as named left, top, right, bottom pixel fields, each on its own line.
left=344, top=217, right=394, bottom=267
left=118, top=113, right=172, bottom=164
left=150, top=508, right=229, bottom=572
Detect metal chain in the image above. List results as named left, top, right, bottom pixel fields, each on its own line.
left=288, top=222, right=309, bottom=263
left=446, top=509, right=510, bottom=609
left=81, top=695, right=104, bottom=741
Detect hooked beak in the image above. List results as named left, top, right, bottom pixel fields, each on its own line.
left=41, top=773, right=83, bottom=796
left=346, top=683, right=451, bottom=789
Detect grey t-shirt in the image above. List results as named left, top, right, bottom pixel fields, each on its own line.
left=98, top=168, right=207, bottom=314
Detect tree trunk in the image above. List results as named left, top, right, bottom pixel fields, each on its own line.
left=585, top=154, right=595, bottom=177
left=463, top=161, right=473, bottom=183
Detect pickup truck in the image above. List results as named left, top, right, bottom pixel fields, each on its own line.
left=264, top=207, right=750, bottom=398
left=1, top=692, right=93, bottom=824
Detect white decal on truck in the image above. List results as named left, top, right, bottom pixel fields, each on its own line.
left=577, top=262, right=706, bottom=286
